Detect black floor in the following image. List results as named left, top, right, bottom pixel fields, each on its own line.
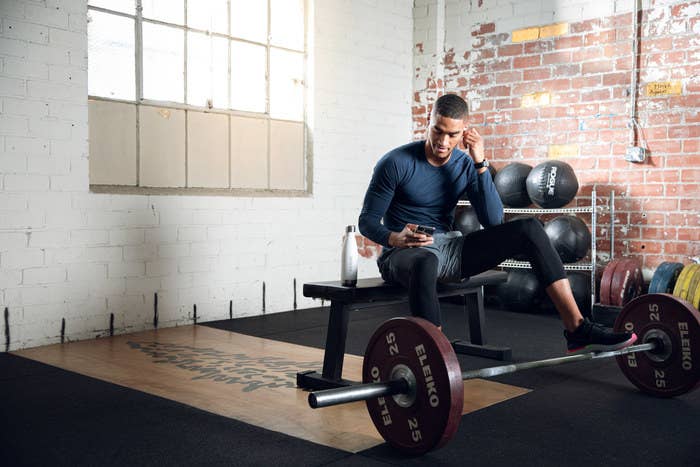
left=2, top=302, right=699, bottom=466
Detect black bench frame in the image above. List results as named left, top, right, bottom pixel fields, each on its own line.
left=296, top=270, right=511, bottom=391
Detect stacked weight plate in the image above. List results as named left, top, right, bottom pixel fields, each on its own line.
left=648, top=262, right=684, bottom=294
left=599, top=257, right=644, bottom=307
left=672, top=263, right=700, bottom=309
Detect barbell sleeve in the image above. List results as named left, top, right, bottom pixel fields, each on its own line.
left=309, top=378, right=409, bottom=409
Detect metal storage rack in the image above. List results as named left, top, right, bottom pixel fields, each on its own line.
left=457, top=189, right=615, bottom=313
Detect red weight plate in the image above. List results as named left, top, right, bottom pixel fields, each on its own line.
left=610, top=258, right=643, bottom=307
left=609, top=258, right=632, bottom=307
left=620, top=258, right=643, bottom=307
left=363, top=317, right=464, bottom=455
left=630, top=261, right=645, bottom=305
left=627, top=265, right=644, bottom=306
left=599, top=259, right=621, bottom=305
left=613, top=293, right=700, bottom=397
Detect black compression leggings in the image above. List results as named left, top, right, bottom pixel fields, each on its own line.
left=387, top=218, right=566, bottom=326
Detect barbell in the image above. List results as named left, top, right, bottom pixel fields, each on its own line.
left=307, top=293, right=700, bottom=455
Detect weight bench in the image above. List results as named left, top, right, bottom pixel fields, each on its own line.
left=296, top=270, right=510, bottom=391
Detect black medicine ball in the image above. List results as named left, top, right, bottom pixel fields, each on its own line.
left=486, top=269, right=544, bottom=313
left=526, top=160, right=579, bottom=208
left=494, top=162, right=532, bottom=207
left=454, top=206, right=481, bottom=236
left=543, top=215, right=591, bottom=263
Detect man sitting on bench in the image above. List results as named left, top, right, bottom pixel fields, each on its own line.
left=358, top=93, right=636, bottom=355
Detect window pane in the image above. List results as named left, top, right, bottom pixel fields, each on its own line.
left=270, top=48, right=304, bottom=121
left=187, top=32, right=228, bottom=109
left=143, top=23, right=184, bottom=103
left=187, top=32, right=210, bottom=107
left=231, top=41, right=265, bottom=113
left=210, top=37, right=229, bottom=109
left=88, top=0, right=135, bottom=15
left=187, top=0, right=227, bottom=34
left=270, top=0, right=304, bottom=50
left=231, top=0, right=267, bottom=43
left=142, top=0, right=184, bottom=25
left=88, top=10, right=135, bottom=100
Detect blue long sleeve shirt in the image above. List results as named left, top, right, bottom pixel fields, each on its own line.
left=359, top=140, right=503, bottom=247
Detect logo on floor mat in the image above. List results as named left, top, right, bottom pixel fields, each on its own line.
left=127, top=341, right=321, bottom=392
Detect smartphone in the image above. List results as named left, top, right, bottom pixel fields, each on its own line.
left=414, top=225, right=436, bottom=236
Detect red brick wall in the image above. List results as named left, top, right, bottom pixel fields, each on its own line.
left=413, top=1, right=700, bottom=272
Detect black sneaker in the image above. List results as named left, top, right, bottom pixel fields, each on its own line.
left=564, top=318, right=637, bottom=355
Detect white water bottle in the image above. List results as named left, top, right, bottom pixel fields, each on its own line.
left=341, top=225, right=359, bottom=287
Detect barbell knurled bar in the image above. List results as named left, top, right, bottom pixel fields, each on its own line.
left=309, top=341, right=658, bottom=409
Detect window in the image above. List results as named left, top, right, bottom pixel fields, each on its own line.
left=87, top=0, right=308, bottom=193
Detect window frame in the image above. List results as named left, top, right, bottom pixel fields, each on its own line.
left=87, top=0, right=310, bottom=196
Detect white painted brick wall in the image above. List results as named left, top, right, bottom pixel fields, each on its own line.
left=0, top=193, right=27, bottom=210
left=0, top=210, right=44, bottom=229
left=0, top=154, right=27, bottom=172
left=28, top=230, right=70, bottom=248
left=23, top=266, right=66, bottom=285
left=2, top=248, right=43, bottom=269
left=1, top=0, right=414, bottom=350
left=0, top=232, right=27, bottom=249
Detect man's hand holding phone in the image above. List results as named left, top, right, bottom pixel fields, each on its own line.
left=414, top=225, right=436, bottom=236
left=388, top=223, right=435, bottom=248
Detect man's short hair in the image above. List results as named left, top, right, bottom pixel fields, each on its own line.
left=433, top=94, right=468, bottom=120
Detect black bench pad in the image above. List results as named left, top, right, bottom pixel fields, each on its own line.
left=303, top=270, right=508, bottom=305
